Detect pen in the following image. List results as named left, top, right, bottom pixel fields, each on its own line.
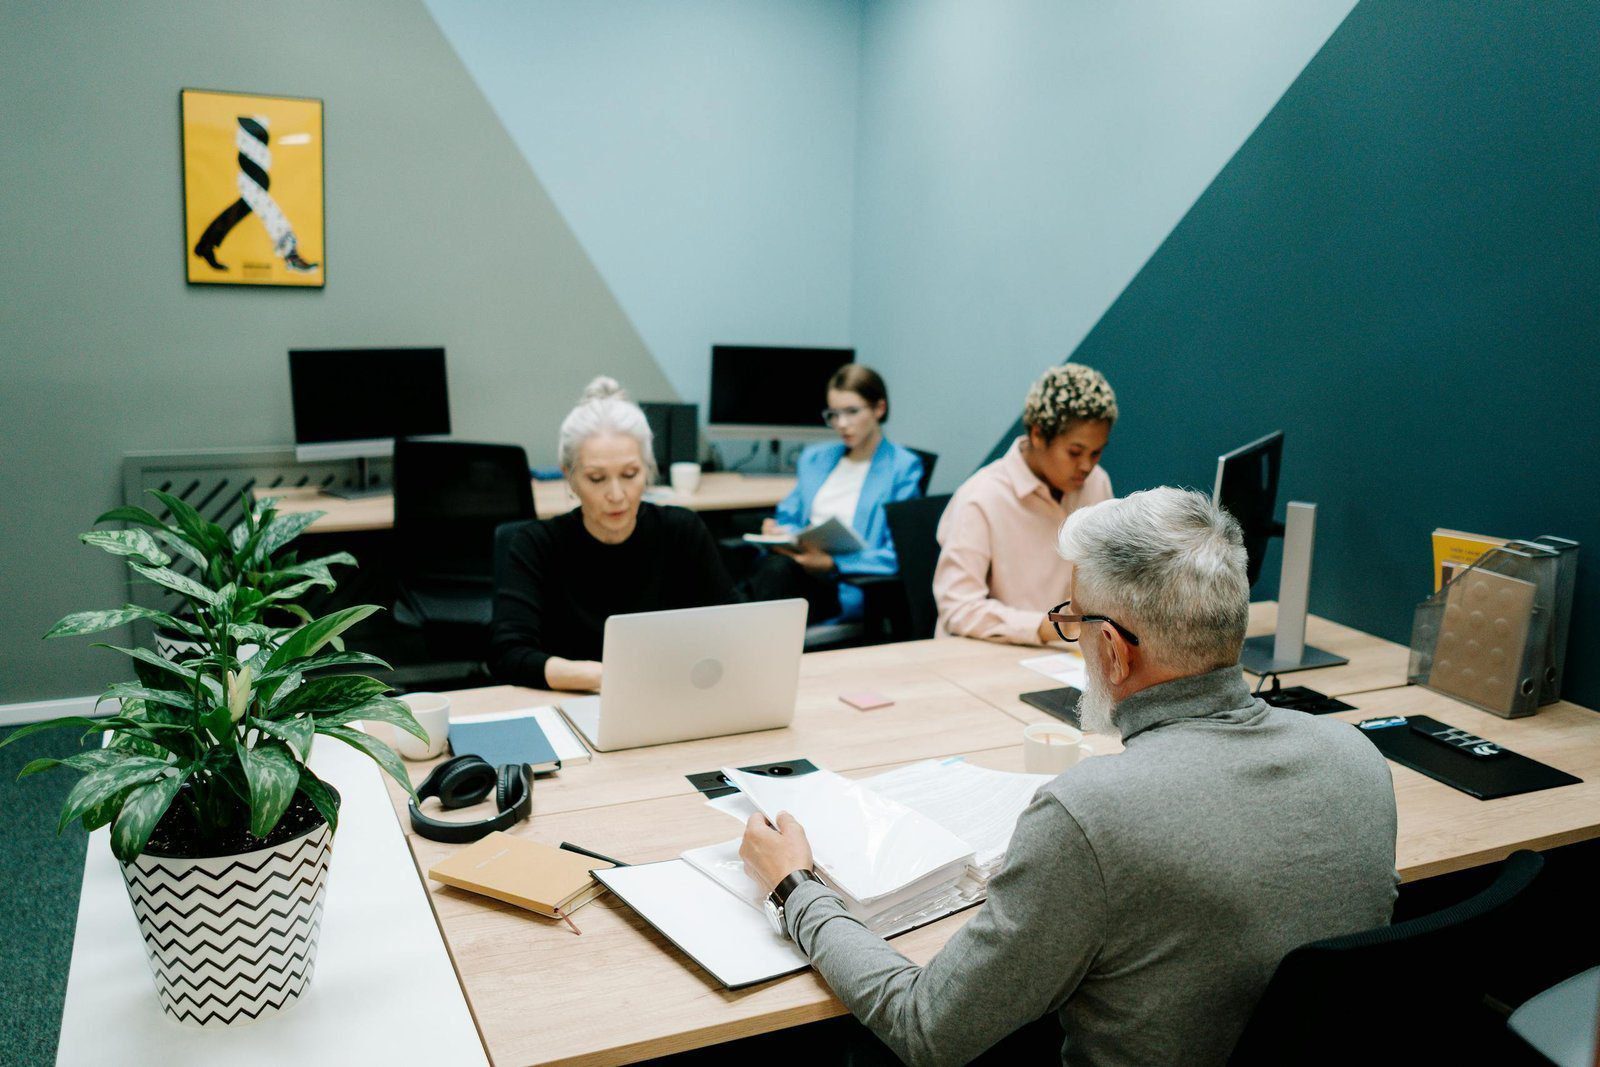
left=559, top=841, right=630, bottom=868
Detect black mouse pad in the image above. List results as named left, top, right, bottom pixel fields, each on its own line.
left=1360, top=719, right=1581, bottom=800
left=1020, top=687, right=1081, bottom=728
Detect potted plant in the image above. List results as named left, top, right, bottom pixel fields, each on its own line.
left=2, top=496, right=424, bottom=1027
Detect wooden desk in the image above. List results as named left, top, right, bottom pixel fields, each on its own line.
left=254, top=473, right=796, bottom=535
left=379, top=631, right=1599, bottom=1066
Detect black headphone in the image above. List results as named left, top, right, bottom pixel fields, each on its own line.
left=408, top=755, right=533, bottom=844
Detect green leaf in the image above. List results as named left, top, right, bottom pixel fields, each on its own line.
left=150, top=528, right=207, bottom=569
left=17, top=748, right=126, bottom=778
left=237, top=742, right=300, bottom=838
left=318, top=696, right=427, bottom=742
left=297, top=768, right=340, bottom=834
left=258, top=650, right=390, bottom=681
left=320, top=726, right=417, bottom=800
left=81, top=529, right=172, bottom=567
left=45, top=607, right=151, bottom=640
left=266, top=605, right=381, bottom=671
left=255, top=716, right=314, bottom=761
left=100, top=683, right=195, bottom=712
left=0, top=716, right=113, bottom=749
left=273, top=675, right=391, bottom=718
left=92, top=644, right=195, bottom=684
left=82, top=785, right=137, bottom=832
left=263, top=577, right=333, bottom=603
left=128, top=562, right=219, bottom=607
left=59, top=755, right=173, bottom=833
left=110, top=772, right=189, bottom=862
left=94, top=505, right=171, bottom=531
left=147, top=489, right=226, bottom=556
left=253, top=511, right=324, bottom=562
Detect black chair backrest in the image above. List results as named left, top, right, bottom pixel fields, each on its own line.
left=394, top=439, right=535, bottom=584
left=883, top=494, right=950, bottom=640
left=1229, top=849, right=1546, bottom=1064
left=908, top=447, right=939, bottom=497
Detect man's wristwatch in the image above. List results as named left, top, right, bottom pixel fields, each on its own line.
left=764, top=869, right=823, bottom=939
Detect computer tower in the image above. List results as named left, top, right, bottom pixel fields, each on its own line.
left=640, top=402, right=699, bottom=467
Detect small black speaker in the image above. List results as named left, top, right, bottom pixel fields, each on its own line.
left=640, top=402, right=699, bottom=467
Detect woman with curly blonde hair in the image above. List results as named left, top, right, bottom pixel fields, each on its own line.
left=934, top=363, right=1117, bottom=645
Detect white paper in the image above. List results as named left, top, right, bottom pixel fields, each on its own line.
left=722, top=766, right=973, bottom=905
left=862, top=759, right=1051, bottom=874
left=595, top=861, right=809, bottom=989
left=1020, top=652, right=1087, bottom=689
left=706, top=791, right=759, bottom=823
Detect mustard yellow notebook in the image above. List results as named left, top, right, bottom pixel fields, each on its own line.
left=1431, top=528, right=1507, bottom=591
left=429, top=832, right=612, bottom=919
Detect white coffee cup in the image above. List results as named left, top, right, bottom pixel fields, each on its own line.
left=670, top=461, right=702, bottom=495
left=1022, top=722, right=1092, bottom=775
left=394, top=692, right=451, bottom=760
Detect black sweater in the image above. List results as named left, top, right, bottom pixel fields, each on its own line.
left=488, top=502, right=736, bottom=687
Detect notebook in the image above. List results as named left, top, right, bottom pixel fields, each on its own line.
left=449, top=707, right=591, bottom=772
left=429, top=832, right=612, bottom=919
left=742, top=516, right=865, bottom=556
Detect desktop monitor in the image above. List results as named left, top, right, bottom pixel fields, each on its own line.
left=706, top=345, right=854, bottom=441
left=1212, top=430, right=1283, bottom=590
left=288, top=347, right=451, bottom=461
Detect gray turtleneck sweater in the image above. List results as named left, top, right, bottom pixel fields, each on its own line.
left=784, top=665, right=1399, bottom=1067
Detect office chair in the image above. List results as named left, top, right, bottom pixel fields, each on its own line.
left=825, top=494, right=951, bottom=647
left=1229, top=849, right=1546, bottom=1065
left=393, top=439, right=535, bottom=645
left=907, top=447, right=939, bottom=498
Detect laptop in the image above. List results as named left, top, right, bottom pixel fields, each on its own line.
left=559, top=598, right=808, bottom=752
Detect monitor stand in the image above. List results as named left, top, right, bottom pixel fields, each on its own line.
left=1240, top=501, right=1349, bottom=676
left=324, top=457, right=390, bottom=500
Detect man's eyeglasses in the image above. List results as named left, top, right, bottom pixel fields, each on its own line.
left=1047, top=600, right=1141, bottom=646
left=821, top=406, right=867, bottom=426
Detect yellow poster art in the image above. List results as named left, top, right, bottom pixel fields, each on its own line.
left=181, top=89, right=324, bottom=287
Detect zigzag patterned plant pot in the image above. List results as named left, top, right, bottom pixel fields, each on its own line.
left=118, top=817, right=334, bottom=1028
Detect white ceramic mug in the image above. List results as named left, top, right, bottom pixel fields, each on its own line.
left=394, top=692, right=451, bottom=760
left=670, top=462, right=703, bottom=495
left=1022, top=722, right=1092, bottom=775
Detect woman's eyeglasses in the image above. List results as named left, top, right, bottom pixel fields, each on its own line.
left=1046, top=600, right=1141, bottom=646
left=821, top=406, right=867, bottom=426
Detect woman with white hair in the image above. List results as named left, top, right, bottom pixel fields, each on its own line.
left=488, top=377, right=735, bottom=691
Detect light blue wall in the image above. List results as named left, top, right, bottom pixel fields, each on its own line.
left=423, top=0, right=862, bottom=417
left=850, top=0, right=1356, bottom=485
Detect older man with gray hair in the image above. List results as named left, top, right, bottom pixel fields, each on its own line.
left=741, top=487, right=1399, bottom=1066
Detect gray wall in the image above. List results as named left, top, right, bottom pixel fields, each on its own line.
left=0, top=0, right=674, bottom=703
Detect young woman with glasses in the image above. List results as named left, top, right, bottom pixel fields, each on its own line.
left=741, top=364, right=924, bottom=625
left=933, top=362, right=1118, bottom=646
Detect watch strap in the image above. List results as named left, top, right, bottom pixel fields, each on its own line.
left=771, top=869, right=821, bottom=908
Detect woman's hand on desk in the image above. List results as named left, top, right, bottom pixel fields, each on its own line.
left=545, top=657, right=602, bottom=692
left=775, top=543, right=835, bottom=576
left=740, top=812, right=815, bottom=896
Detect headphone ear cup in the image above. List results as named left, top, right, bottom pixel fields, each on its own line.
left=438, top=756, right=496, bottom=809
left=497, top=764, right=515, bottom=811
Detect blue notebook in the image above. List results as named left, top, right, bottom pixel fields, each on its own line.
left=449, top=716, right=562, bottom=773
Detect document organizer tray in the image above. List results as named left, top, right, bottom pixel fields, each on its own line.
left=1360, top=719, right=1580, bottom=800
left=1408, top=545, right=1551, bottom=718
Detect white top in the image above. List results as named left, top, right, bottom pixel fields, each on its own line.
left=809, top=456, right=871, bottom=534
left=55, top=736, right=487, bottom=1066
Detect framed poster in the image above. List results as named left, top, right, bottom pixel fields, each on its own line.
left=181, top=88, right=325, bottom=287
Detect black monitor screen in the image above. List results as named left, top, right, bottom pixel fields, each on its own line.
left=709, top=345, right=855, bottom=429
left=288, top=348, right=451, bottom=445
left=1214, top=430, right=1283, bottom=589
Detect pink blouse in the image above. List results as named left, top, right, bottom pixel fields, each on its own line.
left=934, top=438, right=1114, bottom=645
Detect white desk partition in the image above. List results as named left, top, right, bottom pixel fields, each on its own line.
left=56, top=738, right=486, bottom=1066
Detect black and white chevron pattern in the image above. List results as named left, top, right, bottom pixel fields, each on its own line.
left=119, top=823, right=334, bottom=1028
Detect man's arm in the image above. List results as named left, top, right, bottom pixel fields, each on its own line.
left=782, top=795, right=1107, bottom=1067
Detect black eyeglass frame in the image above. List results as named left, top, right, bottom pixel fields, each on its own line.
left=1047, top=600, right=1141, bottom=646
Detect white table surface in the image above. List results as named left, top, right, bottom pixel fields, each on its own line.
left=56, top=738, right=486, bottom=1066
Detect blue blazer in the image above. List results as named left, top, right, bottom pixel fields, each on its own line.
left=775, top=438, right=924, bottom=620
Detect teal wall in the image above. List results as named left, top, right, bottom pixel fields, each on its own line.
left=423, top=0, right=862, bottom=415
left=851, top=0, right=1356, bottom=482
left=0, top=0, right=674, bottom=703
left=980, top=1, right=1600, bottom=705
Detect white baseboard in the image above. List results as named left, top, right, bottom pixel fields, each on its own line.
left=0, top=695, right=118, bottom=729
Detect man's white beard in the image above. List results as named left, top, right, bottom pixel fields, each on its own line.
left=1077, top=651, right=1117, bottom=737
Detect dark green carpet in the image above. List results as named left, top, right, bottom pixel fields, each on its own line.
left=1, top=725, right=90, bottom=1067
